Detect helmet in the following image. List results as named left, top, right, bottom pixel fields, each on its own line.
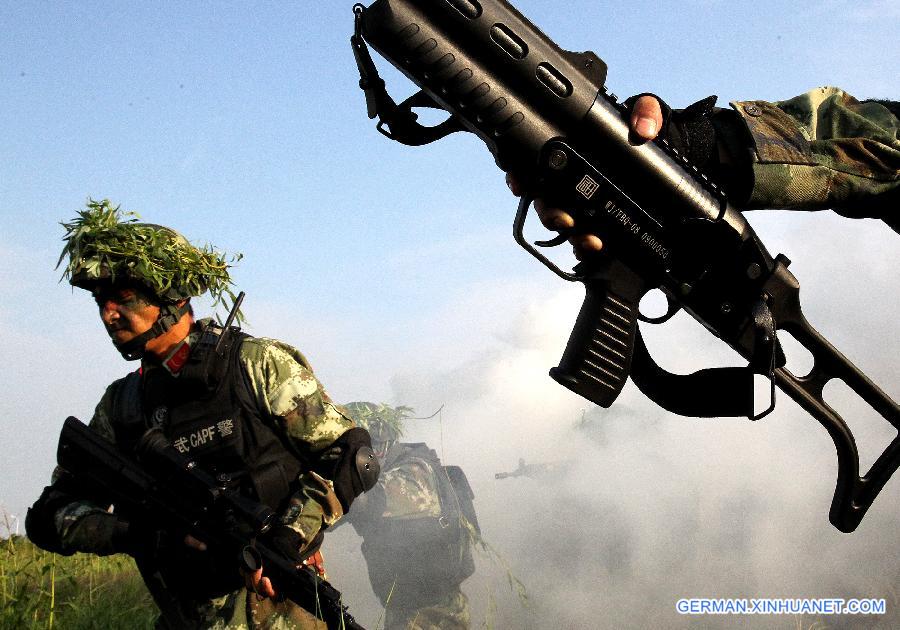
left=343, top=402, right=412, bottom=447
left=60, top=199, right=240, bottom=304
left=59, top=199, right=242, bottom=359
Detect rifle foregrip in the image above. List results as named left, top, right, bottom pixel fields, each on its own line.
left=550, top=263, right=645, bottom=407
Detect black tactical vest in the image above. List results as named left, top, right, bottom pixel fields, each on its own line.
left=111, top=327, right=304, bottom=602
left=355, top=443, right=479, bottom=608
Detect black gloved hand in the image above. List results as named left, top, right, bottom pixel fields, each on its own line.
left=624, top=93, right=720, bottom=169
left=61, top=512, right=138, bottom=556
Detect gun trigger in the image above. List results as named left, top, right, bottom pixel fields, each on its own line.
left=535, top=233, right=568, bottom=248
left=513, top=196, right=579, bottom=282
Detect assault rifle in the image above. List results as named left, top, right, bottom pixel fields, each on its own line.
left=56, top=416, right=364, bottom=630
left=495, top=458, right=569, bottom=481
left=350, top=0, right=900, bottom=532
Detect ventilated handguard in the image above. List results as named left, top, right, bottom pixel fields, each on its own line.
left=352, top=0, right=900, bottom=532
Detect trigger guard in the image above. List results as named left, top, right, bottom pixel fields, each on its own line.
left=637, top=292, right=680, bottom=324
left=513, top=196, right=580, bottom=282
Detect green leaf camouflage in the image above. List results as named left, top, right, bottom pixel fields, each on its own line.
left=59, top=198, right=243, bottom=319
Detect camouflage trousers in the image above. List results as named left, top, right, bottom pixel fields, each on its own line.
left=159, top=588, right=327, bottom=630
left=384, top=589, right=469, bottom=630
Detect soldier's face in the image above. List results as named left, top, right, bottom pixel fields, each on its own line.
left=93, top=286, right=160, bottom=345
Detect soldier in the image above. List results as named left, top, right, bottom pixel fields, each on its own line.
left=508, top=87, right=899, bottom=254
left=339, top=402, right=478, bottom=630
left=26, top=199, right=378, bottom=629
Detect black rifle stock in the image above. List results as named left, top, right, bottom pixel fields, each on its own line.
left=56, top=416, right=364, bottom=630
left=350, top=0, right=900, bottom=532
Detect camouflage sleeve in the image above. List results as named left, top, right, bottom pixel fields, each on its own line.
left=239, top=337, right=356, bottom=544
left=730, top=87, right=900, bottom=219
left=379, top=459, right=442, bottom=519
left=238, top=337, right=354, bottom=452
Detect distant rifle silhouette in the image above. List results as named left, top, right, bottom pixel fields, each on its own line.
left=495, top=458, right=570, bottom=480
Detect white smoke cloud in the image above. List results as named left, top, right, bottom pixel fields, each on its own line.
left=325, top=212, right=900, bottom=628
left=5, top=206, right=898, bottom=629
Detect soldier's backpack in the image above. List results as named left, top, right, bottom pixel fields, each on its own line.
left=357, top=442, right=480, bottom=608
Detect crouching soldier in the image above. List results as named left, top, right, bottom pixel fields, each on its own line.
left=26, top=199, right=378, bottom=629
left=341, top=402, right=479, bottom=630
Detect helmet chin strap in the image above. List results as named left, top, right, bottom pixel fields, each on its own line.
left=114, top=302, right=192, bottom=361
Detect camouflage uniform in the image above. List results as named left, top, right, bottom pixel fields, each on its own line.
left=28, top=204, right=370, bottom=630
left=342, top=404, right=476, bottom=630
left=728, top=87, right=899, bottom=223
left=44, top=325, right=352, bottom=629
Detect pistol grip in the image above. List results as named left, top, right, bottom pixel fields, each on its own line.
left=550, top=261, right=646, bottom=407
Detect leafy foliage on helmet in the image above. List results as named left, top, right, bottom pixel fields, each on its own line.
left=58, top=198, right=242, bottom=314
left=343, top=401, right=412, bottom=444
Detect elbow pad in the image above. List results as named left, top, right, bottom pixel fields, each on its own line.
left=318, top=427, right=380, bottom=512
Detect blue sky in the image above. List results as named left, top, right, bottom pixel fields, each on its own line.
left=2, top=1, right=899, bottom=626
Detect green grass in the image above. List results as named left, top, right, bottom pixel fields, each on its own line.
left=0, top=534, right=157, bottom=630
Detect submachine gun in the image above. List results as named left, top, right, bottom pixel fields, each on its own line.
left=56, top=417, right=364, bottom=630
left=349, top=0, right=900, bottom=532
